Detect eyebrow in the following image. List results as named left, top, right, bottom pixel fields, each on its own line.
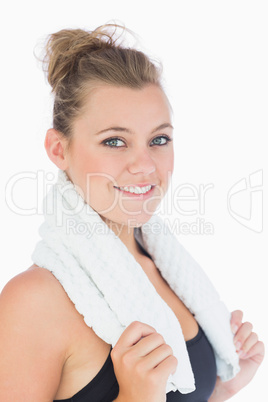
left=95, top=123, right=174, bottom=136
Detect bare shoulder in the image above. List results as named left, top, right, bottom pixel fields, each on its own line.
left=2, top=264, right=64, bottom=297
left=0, top=264, right=88, bottom=344
left=0, top=265, right=83, bottom=400
left=1, top=265, right=71, bottom=320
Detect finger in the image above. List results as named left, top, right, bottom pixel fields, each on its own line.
left=237, top=332, right=258, bottom=358
left=243, top=341, right=265, bottom=364
left=115, top=321, right=156, bottom=350
left=132, top=332, right=167, bottom=357
left=153, top=354, right=178, bottom=382
left=234, top=321, right=253, bottom=350
left=230, top=310, right=243, bottom=334
left=136, top=343, right=174, bottom=372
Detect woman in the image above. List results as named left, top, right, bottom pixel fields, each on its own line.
left=0, top=24, right=264, bottom=401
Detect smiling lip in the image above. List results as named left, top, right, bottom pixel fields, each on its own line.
left=115, top=183, right=155, bottom=187
left=113, top=185, right=156, bottom=198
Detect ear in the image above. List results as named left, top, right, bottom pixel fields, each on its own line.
left=44, top=129, right=69, bottom=170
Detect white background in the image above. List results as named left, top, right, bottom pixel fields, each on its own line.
left=1, top=1, right=267, bottom=400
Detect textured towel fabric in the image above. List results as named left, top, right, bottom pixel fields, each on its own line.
left=31, top=169, right=240, bottom=394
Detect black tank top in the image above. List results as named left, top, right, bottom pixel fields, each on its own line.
left=54, top=325, right=217, bottom=402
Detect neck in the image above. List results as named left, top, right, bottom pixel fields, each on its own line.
left=99, top=216, right=145, bottom=258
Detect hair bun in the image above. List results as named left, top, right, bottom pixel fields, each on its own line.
left=38, top=23, right=161, bottom=140
left=42, top=24, right=126, bottom=93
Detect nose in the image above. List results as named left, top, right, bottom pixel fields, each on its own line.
left=128, top=149, right=156, bottom=176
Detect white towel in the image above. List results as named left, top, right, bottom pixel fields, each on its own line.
left=31, top=169, right=240, bottom=394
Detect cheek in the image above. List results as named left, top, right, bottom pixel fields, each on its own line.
left=169, top=154, right=174, bottom=174
left=75, top=149, right=125, bottom=191
left=89, top=156, right=124, bottom=188
left=159, top=152, right=174, bottom=178
left=73, top=147, right=98, bottom=172
left=71, top=145, right=107, bottom=176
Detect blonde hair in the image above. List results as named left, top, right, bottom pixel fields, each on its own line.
left=41, top=23, right=163, bottom=143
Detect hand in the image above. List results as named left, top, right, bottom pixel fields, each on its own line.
left=230, top=310, right=265, bottom=389
left=209, top=310, right=265, bottom=401
left=231, top=310, right=264, bottom=363
left=111, top=321, right=178, bottom=402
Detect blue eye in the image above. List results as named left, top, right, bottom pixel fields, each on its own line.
left=102, top=135, right=172, bottom=148
left=103, top=138, right=125, bottom=147
left=151, top=136, right=172, bottom=146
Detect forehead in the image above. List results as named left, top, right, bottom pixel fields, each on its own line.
left=79, top=84, right=172, bottom=131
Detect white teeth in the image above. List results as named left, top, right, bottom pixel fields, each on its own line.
left=118, top=185, right=152, bottom=194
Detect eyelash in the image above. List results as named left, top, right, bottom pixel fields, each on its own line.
left=102, top=135, right=173, bottom=148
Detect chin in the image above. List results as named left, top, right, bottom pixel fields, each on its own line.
left=99, top=211, right=155, bottom=229
left=122, top=212, right=157, bottom=227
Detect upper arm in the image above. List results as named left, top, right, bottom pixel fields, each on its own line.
left=0, top=268, right=69, bottom=401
